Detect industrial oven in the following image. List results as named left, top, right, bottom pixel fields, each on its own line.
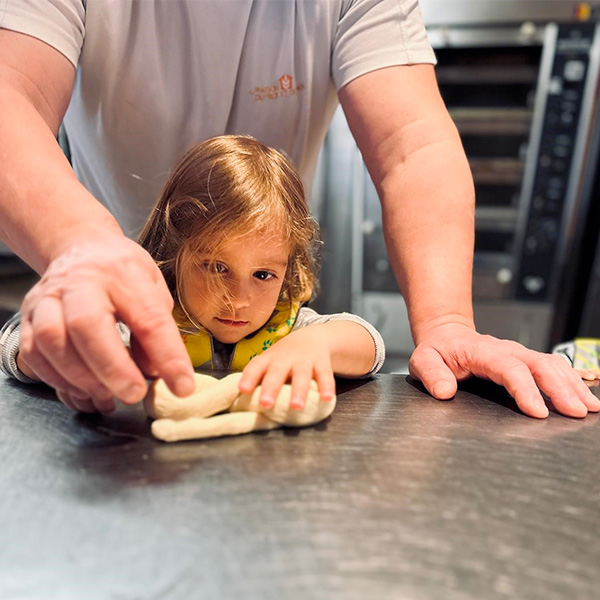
left=316, top=0, right=600, bottom=357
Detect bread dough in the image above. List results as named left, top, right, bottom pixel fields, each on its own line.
left=151, top=412, right=281, bottom=442
left=145, top=373, right=336, bottom=442
left=144, top=373, right=241, bottom=420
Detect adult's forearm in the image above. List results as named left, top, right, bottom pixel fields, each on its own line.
left=379, top=133, right=476, bottom=345
left=338, top=65, right=476, bottom=346
left=0, top=86, right=121, bottom=273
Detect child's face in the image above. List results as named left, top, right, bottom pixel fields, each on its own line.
left=182, top=232, right=290, bottom=344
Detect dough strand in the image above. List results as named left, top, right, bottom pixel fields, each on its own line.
left=145, top=373, right=336, bottom=442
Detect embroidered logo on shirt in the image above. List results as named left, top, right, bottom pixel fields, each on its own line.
left=249, top=74, right=305, bottom=101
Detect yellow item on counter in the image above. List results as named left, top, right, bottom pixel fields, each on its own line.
left=572, top=338, right=600, bottom=371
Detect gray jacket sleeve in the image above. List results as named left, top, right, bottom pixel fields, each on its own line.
left=292, top=307, right=385, bottom=377
left=0, top=312, right=38, bottom=383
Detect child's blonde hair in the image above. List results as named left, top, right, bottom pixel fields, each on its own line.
left=138, top=135, right=320, bottom=324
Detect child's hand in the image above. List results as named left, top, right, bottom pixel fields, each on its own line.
left=575, top=368, right=600, bottom=381
left=238, top=328, right=336, bottom=410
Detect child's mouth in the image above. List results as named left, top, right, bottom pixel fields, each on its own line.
left=215, top=317, right=249, bottom=327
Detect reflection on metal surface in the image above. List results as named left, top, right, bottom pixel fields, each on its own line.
left=450, top=108, right=533, bottom=135
left=469, top=159, right=525, bottom=185
left=438, top=66, right=539, bottom=85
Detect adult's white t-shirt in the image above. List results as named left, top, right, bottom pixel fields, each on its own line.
left=1, top=0, right=436, bottom=238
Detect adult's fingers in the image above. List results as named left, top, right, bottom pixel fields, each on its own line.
left=29, top=293, right=114, bottom=400
left=110, top=281, right=194, bottom=398
left=20, top=263, right=145, bottom=403
left=519, top=352, right=600, bottom=417
left=575, top=382, right=600, bottom=412
left=455, top=340, right=549, bottom=418
left=20, top=318, right=86, bottom=392
left=55, top=389, right=77, bottom=411
left=409, top=345, right=457, bottom=400
left=412, top=340, right=550, bottom=418
left=61, top=285, right=149, bottom=404
left=18, top=330, right=111, bottom=412
left=55, top=388, right=116, bottom=414
left=18, top=235, right=194, bottom=404
left=56, top=390, right=96, bottom=414
left=130, top=334, right=160, bottom=379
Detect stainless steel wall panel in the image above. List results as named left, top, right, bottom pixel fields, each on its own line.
left=420, top=0, right=600, bottom=27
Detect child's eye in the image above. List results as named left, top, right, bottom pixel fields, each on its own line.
left=202, top=261, right=228, bottom=274
left=254, top=270, right=275, bottom=281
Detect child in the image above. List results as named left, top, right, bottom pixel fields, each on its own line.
left=138, top=135, right=384, bottom=410
left=3, top=135, right=385, bottom=411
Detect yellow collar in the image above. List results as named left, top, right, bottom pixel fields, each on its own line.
left=175, top=300, right=300, bottom=371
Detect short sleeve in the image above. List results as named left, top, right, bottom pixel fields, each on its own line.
left=0, top=0, right=85, bottom=67
left=332, top=0, right=436, bottom=91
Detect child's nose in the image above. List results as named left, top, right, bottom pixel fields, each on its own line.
left=231, top=282, right=252, bottom=308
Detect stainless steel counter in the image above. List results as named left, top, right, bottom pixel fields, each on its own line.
left=0, top=374, right=598, bottom=599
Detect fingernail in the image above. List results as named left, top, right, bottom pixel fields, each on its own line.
left=260, top=397, right=273, bottom=408
left=433, top=382, right=453, bottom=398
left=291, top=401, right=304, bottom=410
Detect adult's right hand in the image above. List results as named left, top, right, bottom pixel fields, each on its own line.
left=17, top=234, right=195, bottom=413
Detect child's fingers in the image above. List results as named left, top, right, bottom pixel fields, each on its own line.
left=290, top=368, right=313, bottom=410
left=257, top=362, right=291, bottom=409
left=575, top=368, right=600, bottom=381
left=239, top=357, right=269, bottom=395
left=313, top=360, right=336, bottom=402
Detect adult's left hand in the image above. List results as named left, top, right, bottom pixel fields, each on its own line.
left=409, top=323, right=600, bottom=418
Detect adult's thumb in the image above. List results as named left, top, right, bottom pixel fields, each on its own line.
left=409, top=345, right=457, bottom=400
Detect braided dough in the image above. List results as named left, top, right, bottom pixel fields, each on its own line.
left=144, top=372, right=336, bottom=442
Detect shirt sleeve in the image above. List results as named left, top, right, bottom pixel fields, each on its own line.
left=0, top=0, right=85, bottom=68
left=293, top=306, right=386, bottom=378
left=332, top=0, right=436, bottom=90
left=0, top=312, right=38, bottom=383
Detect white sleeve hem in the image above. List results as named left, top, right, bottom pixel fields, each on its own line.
left=0, top=0, right=85, bottom=68
left=335, top=48, right=437, bottom=91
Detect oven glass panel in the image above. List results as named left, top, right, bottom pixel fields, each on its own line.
left=436, top=45, right=543, bottom=266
